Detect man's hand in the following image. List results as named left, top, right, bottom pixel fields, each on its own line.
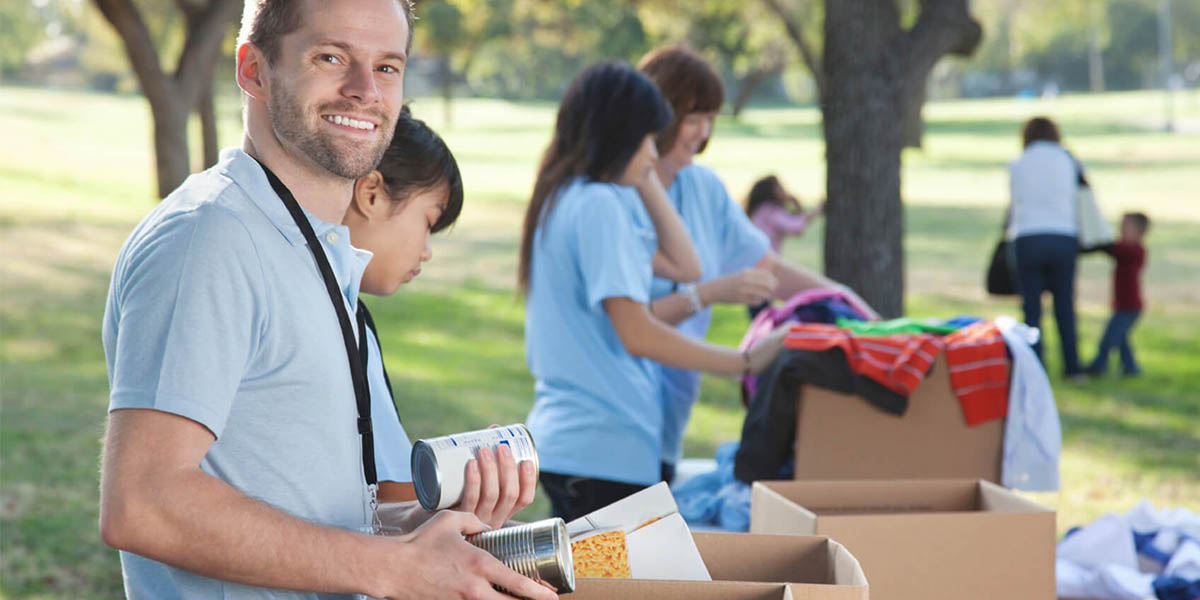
left=370, top=511, right=557, bottom=600
left=456, top=444, right=537, bottom=529
left=699, top=268, right=779, bottom=307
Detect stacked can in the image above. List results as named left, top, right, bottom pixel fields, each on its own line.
left=466, top=518, right=575, bottom=594
left=411, top=424, right=539, bottom=511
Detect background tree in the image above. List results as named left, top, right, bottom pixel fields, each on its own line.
left=763, top=0, right=982, bottom=317
left=93, top=0, right=240, bottom=198
left=415, top=0, right=514, bottom=126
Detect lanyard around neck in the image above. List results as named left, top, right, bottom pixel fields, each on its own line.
left=256, top=160, right=377, bottom=488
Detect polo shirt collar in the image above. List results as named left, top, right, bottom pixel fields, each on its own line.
left=219, top=147, right=348, bottom=248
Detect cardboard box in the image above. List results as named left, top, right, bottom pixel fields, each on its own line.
left=794, top=355, right=1004, bottom=482
left=751, top=479, right=1055, bottom=600
left=570, top=532, right=868, bottom=600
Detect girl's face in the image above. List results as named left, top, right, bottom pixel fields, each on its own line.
left=617, top=134, right=660, bottom=187
left=346, top=173, right=448, bottom=297
left=664, top=110, right=717, bottom=168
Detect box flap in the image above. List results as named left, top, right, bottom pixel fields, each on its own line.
left=827, top=538, right=868, bottom=587
left=978, top=480, right=1054, bottom=513
left=751, top=482, right=818, bottom=535
left=758, top=479, right=985, bottom=514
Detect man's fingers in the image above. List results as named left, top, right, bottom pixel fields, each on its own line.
left=476, top=447, right=500, bottom=519
left=460, top=458, right=481, bottom=514
left=483, top=556, right=559, bottom=600
left=493, top=445, right=520, bottom=524
left=516, top=460, right=537, bottom=512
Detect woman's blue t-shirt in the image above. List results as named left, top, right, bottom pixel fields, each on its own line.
left=524, top=178, right=663, bottom=486
left=649, top=165, right=769, bottom=466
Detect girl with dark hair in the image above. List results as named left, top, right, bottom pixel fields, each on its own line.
left=344, top=107, right=536, bottom=528
left=1008, top=116, right=1084, bottom=376
left=518, top=62, right=788, bottom=520
left=745, top=174, right=823, bottom=254
left=636, top=46, right=879, bottom=473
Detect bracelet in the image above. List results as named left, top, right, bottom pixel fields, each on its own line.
left=742, top=350, right=751, bottom=377
left=679, top=283, right=704, bottom=316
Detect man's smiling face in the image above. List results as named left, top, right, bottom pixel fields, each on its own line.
left=264, top=0, right=410, bottom=180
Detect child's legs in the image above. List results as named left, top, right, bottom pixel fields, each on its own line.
left=1115, top=311, right=1142, bottom=374
left=1088, top=314, right=1123, bottom=373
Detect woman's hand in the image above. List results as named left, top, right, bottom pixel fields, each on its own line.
left=745, top=324, right=791, bottom=374
left=699, top=268, right=778, bottom=306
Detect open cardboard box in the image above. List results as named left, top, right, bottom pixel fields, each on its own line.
left=570, top=532, right=868, bottom=600
left=793, top=355, right=1005, bottom=482
left=751, top=479, right=1055, bottom=600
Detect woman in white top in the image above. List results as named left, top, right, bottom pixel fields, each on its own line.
left=1007, top=116, right=1084, bottom=376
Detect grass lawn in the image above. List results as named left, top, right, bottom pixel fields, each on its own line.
left=2, top=84, right=1198, bottom=597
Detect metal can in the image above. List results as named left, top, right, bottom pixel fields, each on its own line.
left=411, top=424, right=539, bottom=511
left=467, top=518, right=575, bottom=595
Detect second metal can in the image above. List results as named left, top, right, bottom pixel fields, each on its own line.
left=411, top=424, right=539, bottom=511
left=467, top=517, right=575, bottom=595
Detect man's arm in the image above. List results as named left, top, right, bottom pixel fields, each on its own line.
left=100, top=409, right=555, bottom=600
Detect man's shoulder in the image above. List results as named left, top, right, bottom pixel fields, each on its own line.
left=119, top=168, right=268, bottom=274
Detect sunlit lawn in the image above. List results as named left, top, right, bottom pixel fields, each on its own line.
left=2, top=85, right=1198, bottom=597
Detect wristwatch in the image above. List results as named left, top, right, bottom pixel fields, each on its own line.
left=679, top=282, right=704, bottom=316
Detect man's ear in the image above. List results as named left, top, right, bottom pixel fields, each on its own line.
left=350, top=171, right=388, bottom=219
left=236, top=43, right=268, bottom=101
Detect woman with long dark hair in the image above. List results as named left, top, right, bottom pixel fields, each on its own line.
left=518, top=62, right=788, bottom=520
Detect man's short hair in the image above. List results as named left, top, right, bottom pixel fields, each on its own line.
left=239, top=0, right=415, bottom=66
left=1124, top=212, right=1150, bottom=234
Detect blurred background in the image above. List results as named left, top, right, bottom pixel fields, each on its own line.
left=1, top=0, right=1198, bottom=596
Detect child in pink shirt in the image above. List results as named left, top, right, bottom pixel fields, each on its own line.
left=745, top=175, right=823, bottom=253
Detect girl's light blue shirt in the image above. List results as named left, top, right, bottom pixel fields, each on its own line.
left=524, top=178, right=663, bottom=485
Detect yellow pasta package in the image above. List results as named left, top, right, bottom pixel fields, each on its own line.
left=570, top=530, right=631, bottom=578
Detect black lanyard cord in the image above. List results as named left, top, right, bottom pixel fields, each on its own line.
left=357, top=302, right=397, bottom=412
left=257, top=160, right=377, bottom=488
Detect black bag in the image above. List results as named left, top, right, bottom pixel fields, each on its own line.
left=986, top=239, right=1018, bottom=296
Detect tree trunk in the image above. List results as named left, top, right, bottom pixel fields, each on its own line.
left=94, top=0, right=241, bottom=198
left=821, top=0, right=906, bottom=318
left=899, top=78, right=927, bottom=149
left=731, top=67, right=775, bottom=118
left=1088, top=26, right=1106, bottom=93
left=197, top=70, right=219, bottom=169
left=820, top=0, right=981, bottom=317
left=152, top=100, right=192, bottom=198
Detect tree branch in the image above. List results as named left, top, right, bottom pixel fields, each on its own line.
left=760, top=0, right=825, bottom=97
left=905, top=0, right=982, bottom=75
left=174, top=0, right=241, bottom=104
left=94, top=0, right=174, bottom=109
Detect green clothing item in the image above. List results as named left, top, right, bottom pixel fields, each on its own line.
left=836, top=317, right=961, bottom=336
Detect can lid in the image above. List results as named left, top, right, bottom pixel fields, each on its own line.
left=411, top=442, right=442, bottom=511
left=553, top=517, right=575, bottom=593
left=538, top=518, right=574, bottom=593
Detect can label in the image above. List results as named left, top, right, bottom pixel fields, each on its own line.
left=412, top=424, right=538, bottom=511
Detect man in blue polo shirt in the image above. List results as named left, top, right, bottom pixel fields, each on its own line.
left=98, top=1, right=553, bottom=599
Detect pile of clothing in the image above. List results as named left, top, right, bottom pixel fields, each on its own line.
left=1058, top=501, right=1200, bottom=600
left=675, top=289, right=1064, bottom=532
left=734, top=288, right=1061, bottom=491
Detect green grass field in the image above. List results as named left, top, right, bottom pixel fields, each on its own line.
left=2, top=85, right=1199, bottom=598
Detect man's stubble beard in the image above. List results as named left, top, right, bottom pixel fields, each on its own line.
left=268, top=79, right=395, bottom=180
